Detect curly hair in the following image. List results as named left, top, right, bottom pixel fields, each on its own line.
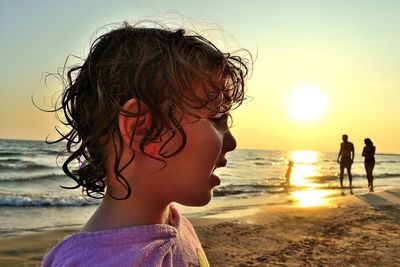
left=47, top=22, right=250, bottom=200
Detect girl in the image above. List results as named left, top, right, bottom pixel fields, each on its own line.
left=362, top=138, right=376, bottom=191
left=41, top=22, right=249, bottom=267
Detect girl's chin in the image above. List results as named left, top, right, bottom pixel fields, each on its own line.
left=210, top=173, right=221, bottom=186
left=178, top=192, right=213, bottom=207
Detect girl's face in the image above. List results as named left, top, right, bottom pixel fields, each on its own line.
left=148, top=84, right=237, bottom=207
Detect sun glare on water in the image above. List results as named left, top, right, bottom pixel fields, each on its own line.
left=286, top=85, right=328, bottom=123
left=288, top=150, right=321, bottom=187
left=287, top=150, right=333, bottom=207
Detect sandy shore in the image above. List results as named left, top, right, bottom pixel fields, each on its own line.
left=1, top=189, right=400, bottom=267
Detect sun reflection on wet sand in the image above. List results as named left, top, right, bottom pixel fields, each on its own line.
left=287, top=150, right=334, bottom=207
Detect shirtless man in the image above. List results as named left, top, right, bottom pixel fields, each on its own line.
left=337, top=134, right=355, bottom=188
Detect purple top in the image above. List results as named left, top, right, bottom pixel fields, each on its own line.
left=42, top=206, right=209, bottom=267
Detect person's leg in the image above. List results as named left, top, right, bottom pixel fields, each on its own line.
left=364, top=161, right=371, bottom=187
left=368, top=177, right=373, bottom=191
left=339, top=164, right=345, bottom=188
left=347, top=165, right=352, bottom=187
left=368, top=169, right=373, bottom=192
left=370, top=161, right=375, bottom=189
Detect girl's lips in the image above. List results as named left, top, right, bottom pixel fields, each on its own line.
left=211, top=173, right=221, bottom=186
left=213, top=159, right=227, bottom=171
left=211, top=158, right=226, bottom=186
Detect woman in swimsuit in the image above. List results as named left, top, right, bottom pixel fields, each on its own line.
left=362, top=138, right=376, bottom=191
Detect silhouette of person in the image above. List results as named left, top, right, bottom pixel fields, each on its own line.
left=337, top=134, right=355, bottom=188
left=285, top=160, right=294, bottom=186
left=362, top=138, right=376, bottom=191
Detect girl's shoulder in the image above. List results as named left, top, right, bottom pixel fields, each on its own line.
left=42, top=222, right=179, bottom=266
left=41, top=205, right=203, bottom=267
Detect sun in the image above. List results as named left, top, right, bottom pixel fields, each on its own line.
left=286, top=85, right=328, bottom=123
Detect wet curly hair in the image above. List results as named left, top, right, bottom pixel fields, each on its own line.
left=47, top=22, right=250, bottom=200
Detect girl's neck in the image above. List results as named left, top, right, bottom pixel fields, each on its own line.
left=81, top=191, right=170, bottom=233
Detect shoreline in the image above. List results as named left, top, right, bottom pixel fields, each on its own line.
left=0, top=185, right=367, bottom=239
left=1, top=189, right=400, bottom=266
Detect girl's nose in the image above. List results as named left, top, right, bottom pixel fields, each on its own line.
left=223, top=131, right=237, bottom=152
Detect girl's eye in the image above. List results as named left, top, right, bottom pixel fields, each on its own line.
left=209, top=114, right=229, bottom=129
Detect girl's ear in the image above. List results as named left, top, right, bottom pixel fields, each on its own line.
left=118, top=98, right=152, bottom=149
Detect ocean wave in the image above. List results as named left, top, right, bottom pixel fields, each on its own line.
left=375, top=173, right=400, bottom=178
left=214, top=184, right=263, bottom=197
left=0, top=158, right=20, bottom=163
left=260, top=175, right=339, bottom=183
left=0, top=194, right=100, bottom=207
left=309, top=175, right=339, bottom=182
left=0, top=148, right=63, bottom=157
left=245, top=157, right=283, bottom=164
left=0, top=152, right=23, bottom=157
left=302, top=173, right=400, bottom=180
left=37, top=149, right=63, bottom=156
left=254, top=162, right=272, bottom=166
left=215, top=182, right=349, bottom=197
left=214, top=182, right=320, bottom=197
left=332, top=173, right=400, bottom=179
left=376, top=153, right=400, bottom=156
left=322, top=159, right=336, bottom=162
left=246, top=157, right=265, bottom=161
left=0, top=162, right=52, bottom=171
left=0, top=173, right=67, bottom=183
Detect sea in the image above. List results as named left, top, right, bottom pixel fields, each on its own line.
left=1, top=139, right=400, bottom=238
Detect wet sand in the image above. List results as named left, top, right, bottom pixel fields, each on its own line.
left=1, top=189, right=399, bottom=266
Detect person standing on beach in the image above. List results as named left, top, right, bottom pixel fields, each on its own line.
left=337, top=134, right=355, bottom=188
left=284, top=160, right=294, bottom=186
left=362, top=138, right=376, bottom=191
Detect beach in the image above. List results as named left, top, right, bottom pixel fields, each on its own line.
left=1, top=189, right=399, bottom=267
left=2, top=140, right=400, bottom=266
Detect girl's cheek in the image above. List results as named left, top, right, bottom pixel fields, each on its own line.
left=208, top=122, right=225, bottom=149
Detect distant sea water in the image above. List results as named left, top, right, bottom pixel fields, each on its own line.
left=1, top=139, right=400, bottom=238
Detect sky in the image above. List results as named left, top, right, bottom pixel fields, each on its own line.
left=1, top=0, right=399, bottom=153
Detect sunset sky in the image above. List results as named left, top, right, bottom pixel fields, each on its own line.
left=1, top=0, right=399, bottom=153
